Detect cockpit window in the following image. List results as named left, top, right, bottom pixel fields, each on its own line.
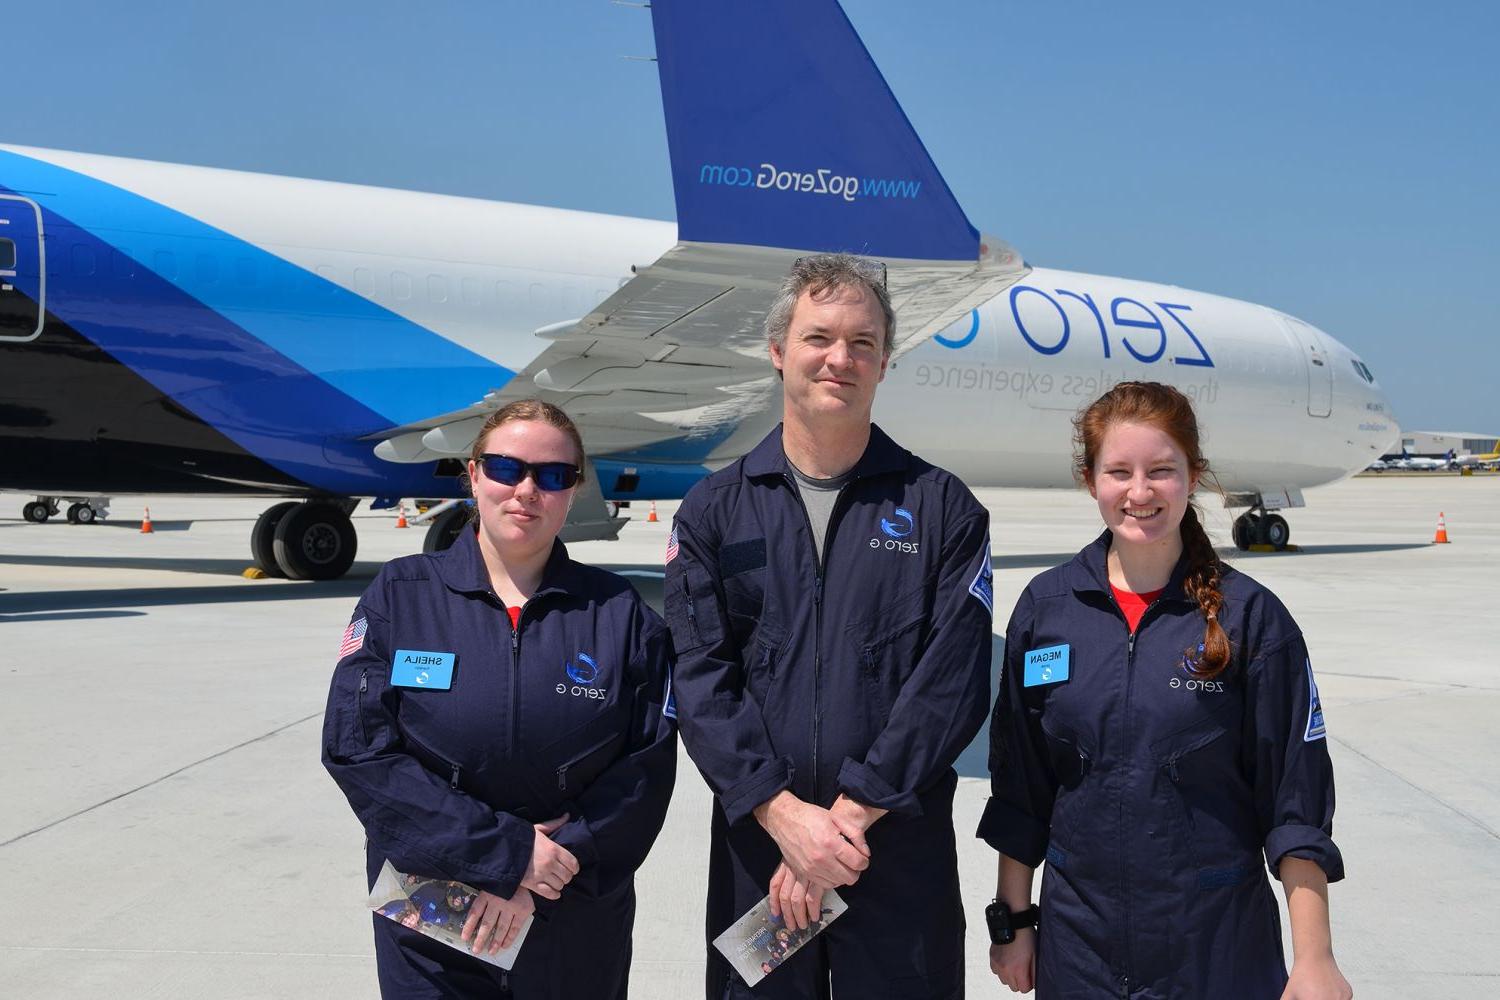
left=0, top=238, right=15, bottom=270
left=1351, top=359, right=1376, bottom=384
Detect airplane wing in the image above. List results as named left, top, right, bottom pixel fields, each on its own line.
left=373, top=0, right=1029, bottom=517
left=371, top=239, right=1025, bottom=466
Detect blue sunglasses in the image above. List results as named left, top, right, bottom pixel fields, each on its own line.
left=477, top=453, right=581, bottom=491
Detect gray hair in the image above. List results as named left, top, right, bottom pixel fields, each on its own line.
left=764, top=253, right=895, bottom=354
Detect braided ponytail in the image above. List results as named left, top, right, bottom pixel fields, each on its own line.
left=1179, top=506, right=1231, bottom=678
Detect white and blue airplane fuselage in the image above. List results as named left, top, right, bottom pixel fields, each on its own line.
left=0, top=0, right=1398, bottom=576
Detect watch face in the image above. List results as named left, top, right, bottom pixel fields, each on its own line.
left=985, top=901, right=1015, bottom=945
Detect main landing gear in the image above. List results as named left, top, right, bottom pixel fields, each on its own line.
left=251, top=500, right=358, bottom=580
left=1231, top=509, right=1292, bottom=551
left=21, top=496, right=110, bottom=524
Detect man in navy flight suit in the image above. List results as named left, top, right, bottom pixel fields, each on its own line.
left=665, top=254, right=994, bottom=999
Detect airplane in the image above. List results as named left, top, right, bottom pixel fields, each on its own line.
left=1450, top=442, right=1500, bottom=469
left=0, top=0, right=1397, bottom=578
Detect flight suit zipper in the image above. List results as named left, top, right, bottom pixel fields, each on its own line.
left=783, top=472, right=851, bottom=805
left=1111, top=591, right=1164, bottom=998
left=510, top=618, right=521, bottom=758
left=493, top=588, right=528, bottom=762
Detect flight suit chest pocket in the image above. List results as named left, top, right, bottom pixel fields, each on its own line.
left=545, top=710, right=628, bottom=797
left=720, top=537, right=768, bottom=646
left=399, top=724, right=466, bottom=791
left=1039, top=717, right=1094, bottom=849
left=848, top=585, right=927, bottom=734
left=1149, top=717, right=1256, bottom=867
left=745, top=624, right=788, bottom=709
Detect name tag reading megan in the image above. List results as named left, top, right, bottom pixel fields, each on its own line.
left=1023, top=644, right=1070, bottom=687
left=392, top=650, right=456, bottom=690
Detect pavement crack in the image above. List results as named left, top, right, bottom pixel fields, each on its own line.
left=1332, top=735, right=1500, bottom=842
left=0, top=711, right=322, bottom=849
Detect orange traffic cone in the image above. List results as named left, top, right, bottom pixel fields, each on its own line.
left=647, top=501, right=659, bottom=523
left=395, top=503, right=408, bottom=529
left=1433, top=511, right=1450, bottom=544
left=140, top=507, right=154, bottom=534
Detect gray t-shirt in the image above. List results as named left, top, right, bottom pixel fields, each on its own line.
left=788, top=456, right=852, bottom=565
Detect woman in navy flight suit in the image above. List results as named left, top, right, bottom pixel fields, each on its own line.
left=981, top=383, right=1352, bottom=999
left=324, top=400, right=676, bottom=999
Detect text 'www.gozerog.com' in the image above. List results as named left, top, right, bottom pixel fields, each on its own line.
left=697, top=163, right=923, bottom=202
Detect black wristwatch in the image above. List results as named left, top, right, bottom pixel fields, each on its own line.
left=985, top=899, right=1039, bottom=945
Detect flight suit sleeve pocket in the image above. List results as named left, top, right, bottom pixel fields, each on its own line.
left=664, top=562, right=725, bottom=653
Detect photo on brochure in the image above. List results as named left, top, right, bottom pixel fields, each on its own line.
left=367, top=859, right=532, bottom=970
left=712, top=888, right=848, bottom=987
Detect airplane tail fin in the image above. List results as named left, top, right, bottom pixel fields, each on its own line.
left=651, top=0, right=981, bottom=262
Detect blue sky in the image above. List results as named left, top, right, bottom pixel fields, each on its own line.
left=7, top=1, right=1497, bottom=433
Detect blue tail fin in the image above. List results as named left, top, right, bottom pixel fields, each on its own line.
left=651, top=0, right=980, bottom=262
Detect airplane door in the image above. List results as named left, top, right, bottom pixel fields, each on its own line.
left=1280, top=314, right=1332, bottom=417
left=0, top=194, right=45, bottom=342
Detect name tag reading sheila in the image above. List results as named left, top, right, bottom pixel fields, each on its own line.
left=1023, top=644, right=1070, bottom=688
left=392, top=650, right=456, bottom=690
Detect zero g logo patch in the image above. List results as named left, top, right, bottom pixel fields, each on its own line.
left=558, top=653, right=607, bottom=700
left=870, top=506, right=920, bottom=555
left=880, top=507, right=914, bottom=538
left=1169, top=646, right=1225, bottom=693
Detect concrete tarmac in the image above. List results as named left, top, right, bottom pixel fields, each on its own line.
left=1, top=477, right=1496, bottom=998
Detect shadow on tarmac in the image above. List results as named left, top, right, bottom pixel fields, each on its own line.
left=1236, top=542, right=1432, bottom=557
left=0, top=553, right=267, bottom=576
left=0, top=610, right=147, bottom=623
left=0, top=519, right=196, bottom=531
left=0, top=577, right=374, bottom=614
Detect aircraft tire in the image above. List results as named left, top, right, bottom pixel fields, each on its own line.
left=23, top=501, right=50, bottom=523
left=272, top=502, right=358, bottom=581
left=1231, top=513, right=1256, bottom=551
left=1263, top=514, right=1290, bottom=550
left=251, top=501, right=299, bottom=578
left=71, top=503, right=97, bottom=524
left=423, top=506, right=471, bottom=554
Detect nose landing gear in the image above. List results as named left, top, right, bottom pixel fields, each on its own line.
left=1231, top=509, right=1292, bottom=551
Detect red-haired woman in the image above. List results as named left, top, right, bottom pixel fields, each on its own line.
left=324, top=400, right=676, bottom=999
left=981, top=382, right=1351, bottom=999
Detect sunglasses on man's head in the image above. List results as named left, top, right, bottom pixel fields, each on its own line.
left=477, top=454, right=581, bottom=491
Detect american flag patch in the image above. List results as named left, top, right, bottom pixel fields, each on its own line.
left=338, top=617, right=368, bottom=659
left=665, top=523, right=680, bottom=564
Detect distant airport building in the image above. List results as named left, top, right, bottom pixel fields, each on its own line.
left=1385, top=431, right=1500, bottom=460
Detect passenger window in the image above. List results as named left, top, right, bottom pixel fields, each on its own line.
left=0, top=238, right=14, bottom=269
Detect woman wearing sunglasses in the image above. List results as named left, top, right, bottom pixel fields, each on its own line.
left=323, top=399, right=677, bottom=999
